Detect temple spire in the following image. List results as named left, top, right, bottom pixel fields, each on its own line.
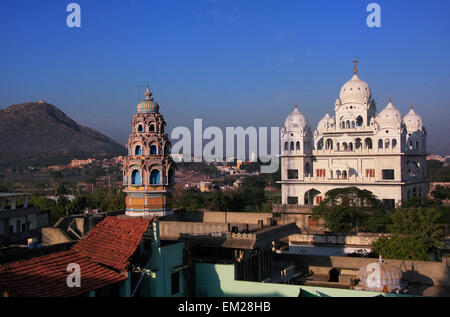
left=144, top=87, right=152, bottom=100
left=353, top=59, right=358, bottom=75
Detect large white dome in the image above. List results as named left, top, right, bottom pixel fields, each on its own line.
left=376, top=98, right=402, bottom=128
left=339, top=60, right=372, bottom=105
left=284, top=105, right=308, bottom=131
left=339, top=74, right=372, bottom=105
left=403, top=106, right=424, bottom=133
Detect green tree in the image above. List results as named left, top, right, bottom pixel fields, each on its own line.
left=312, top=187, right=386, bottom=232
left=372, top=206, right=444, bottom=261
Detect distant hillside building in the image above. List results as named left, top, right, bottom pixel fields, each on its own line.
left=70, top=158, right=95, bottom=168
left=279, top=60, right=428, bottom=208
left=122, top=88, right=176, bottom=217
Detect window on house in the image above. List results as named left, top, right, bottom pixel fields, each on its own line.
left=171, top=271, right=180, bottom=295
left=287, top=169, right=298, bottom=179
left=382, top=169, right=395, bottom=180
left=365, top=169, right=375, bottom=178
left=382, top=199, right=395, bottom=209
left=287, top=197, right=298, bottom=205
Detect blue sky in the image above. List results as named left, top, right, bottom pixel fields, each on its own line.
left=0, top=0, right=449, bottom=154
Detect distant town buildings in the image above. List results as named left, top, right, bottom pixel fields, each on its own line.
left=71, top=158, right=95, bottom=168
left=0, top=193, right=49, bottom=246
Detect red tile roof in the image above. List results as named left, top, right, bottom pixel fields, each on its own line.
left=73, top=217, right=151, bottom=270
left=0, top=216, right=152, bottom=297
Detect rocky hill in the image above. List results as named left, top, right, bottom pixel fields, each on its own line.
left=0, top=100, right=125, bottom=166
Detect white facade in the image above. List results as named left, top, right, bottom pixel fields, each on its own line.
left=279, top=61, right=427, bottom=208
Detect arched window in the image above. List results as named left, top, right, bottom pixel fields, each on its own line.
left=336, top=170, right=341, bottom=179
left=168, top=168, right=175, bottom=184
left=317, top=138, right=324, bottom=150
left=409, top=140, right=414, bottom=150
left=392, top=139, right=397, bottom=149
left=356, top=116, right=363, bottom=127
left=330, top=170, right=334, bottom=179
left=150, top=145, right=158, bottom=155
left=296, top=141, right=300, bottom=151
left=415, top=141, right=419, bottom=152
left=355, top=138, right=362, bottom=149
left=16, top=220, right=21, bottom=233
left=378, top=139, right=383, bottom=149
left=365, top=138, right=372, bottom=149
left=290, top=142, right=294, bottom=151
left=412, top=187, right=417, bottom=196
left=337, top=143, right=340, bottom=151
left=346, top=120, right=350, bottom=128
left=150, top=124, right=155, bottom=132
left=349, top=142, right=353, bottom=151
left=305, top=163, right=311, bottom=177
left=135, top=145, right=142, bottom=155
left=342, top=170, right=348, bottom=179
left=385, top=139, right=390, bottom=149
left=326, top=139, right=333, bottom=150
left=284, top=142, right=288, bottom=152
left=150, top=169, right=161, bottom=184
left=137, top=124, right=144, bottom=132
left=351, top=121, right=355, bottom=128
left=343, top=142, right=348, bottom=151
left=131, top=170, right=142, bottom=185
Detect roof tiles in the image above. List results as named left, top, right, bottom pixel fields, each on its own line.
left=0, top=216, right=152, bottom=297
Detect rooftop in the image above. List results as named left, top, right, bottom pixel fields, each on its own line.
left=0, top=216, right=152, bottom=297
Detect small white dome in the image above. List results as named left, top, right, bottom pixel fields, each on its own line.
left=376, top=98, right=402, bottom=128
left=317, top=110, right=334, bottom=131
left=403, top=106, right=424, bottom=133
left=358, top=256, right=406, bottom=292
left=284, top=105, right=308, bottom=131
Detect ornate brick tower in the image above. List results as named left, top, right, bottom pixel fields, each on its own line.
left=123, top=87, right=175, bottom=217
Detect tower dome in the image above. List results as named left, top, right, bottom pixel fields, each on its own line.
left=403, top=105, right=424, bottom=133
left=376, top=97, right=402, bottom=128
left=339, top=60, right=372, bottom=105
left=137, top=88, right=160, bottom=113
left=284, top=104, right=308, bottom=131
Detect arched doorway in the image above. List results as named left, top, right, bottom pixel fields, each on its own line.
left=304, top=189, right=320, bottom=205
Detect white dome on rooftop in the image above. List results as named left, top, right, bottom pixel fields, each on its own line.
left=403, top=105, right=424, bottom=133
left=339, top=60, right=372, bottom=105
left=376, top=97, right=402, bottom=128
left=284, top=104, right=309, bottom=131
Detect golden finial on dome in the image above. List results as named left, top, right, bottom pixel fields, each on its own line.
left=326, top=107, right=329, bottom=114
left=411, top=103, right=414, bottom=110
left=353, top=59, right=358, bottom=75
left=144, top=87, right=152, bottom=100
left=389, top=96, right=392, bottom=103
left=295, top=102, right=298, bottom=110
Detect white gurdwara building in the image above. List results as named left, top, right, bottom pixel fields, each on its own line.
left=279, top=61, right=427, bottom=208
